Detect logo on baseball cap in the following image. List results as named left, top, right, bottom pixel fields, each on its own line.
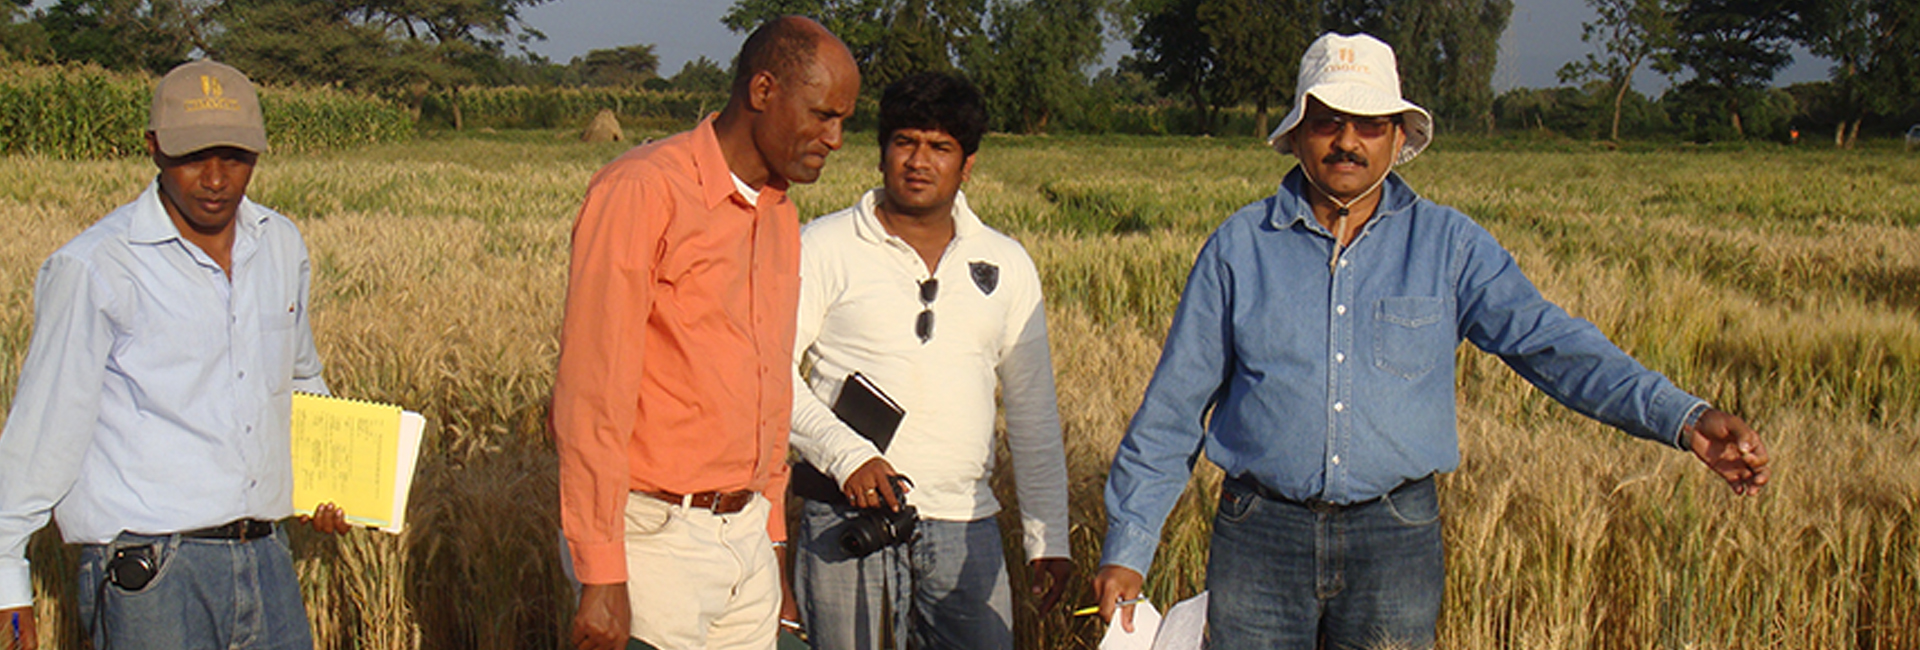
left=150, top=60, right=268, bottom=157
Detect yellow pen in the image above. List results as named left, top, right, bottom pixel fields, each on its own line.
left=1071, top=596, right=1147, bottom=616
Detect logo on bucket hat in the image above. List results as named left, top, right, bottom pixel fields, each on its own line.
left=150, top=60, right=268, bottom=157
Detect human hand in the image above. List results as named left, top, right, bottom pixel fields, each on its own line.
left=298, top=503, right=352, bottom=535
left=1027, top=558, right=1072, bottom=613
left=4, top=606, right=37, bottom=650
left=1687, top=408, right=1771, bottom=496
left=571, top=583, right=630, bottom=650
left=841, top=457, right=908, bottom=511
left=1091, top=565, right=1144, bottom=633
left=776, top=543, right=804, bottom=638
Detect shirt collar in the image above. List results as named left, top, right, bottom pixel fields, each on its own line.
left=128, top=179, right=267, bottom=245
left=1269, top=166, right=1417, bottom=234
left=692, top=114, right=787, bottom=210
left=851, top=188, right=985, bottom=244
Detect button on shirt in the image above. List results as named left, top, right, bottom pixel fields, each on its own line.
left=1101, top=169, right=1707, bottom=576
left=0, top=182, right=327, bottom=609
left=552, top=116, right=798, bottom=585
left=790, top=189, right=1071, bottom=561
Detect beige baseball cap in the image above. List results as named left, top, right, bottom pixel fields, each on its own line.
left=1267, top=33, right=1433, bottom=165
left=150, top=60, right=269, bottom=157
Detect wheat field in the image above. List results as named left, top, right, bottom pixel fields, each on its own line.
left=1, top=131, right=1916, bottom=649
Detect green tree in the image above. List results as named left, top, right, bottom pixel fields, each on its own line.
left=1797, top=0, right=1920, bottom=147
left=573, top=44, right=660, bottom=88
left=37, top=0, right=207, bottom=73
left=1665, top=0, right=1797, bottom=137
left=722, top=0, right=983, bottom=91
left=1557, top=0, right=1677, bottom=141
left=1199, top=0, right=1313, bottom=137
left=670, top=56, right=731, bottom=93
left=1322, top=0, right=1514, bottom=134
left=1127, top=0, right=1219, bottom=133
left=210, top=0, right=551, bottom=128
left=962, top=0, right=1111, bottom=133
left=211, top=0, right=453, bottom=93
left=1, top=0, right=52, bottom=62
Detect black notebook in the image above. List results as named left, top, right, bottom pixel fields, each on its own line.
left=791, top=372, right=905, bottom=504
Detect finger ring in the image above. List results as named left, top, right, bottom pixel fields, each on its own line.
left=865, top=488, right=878, bottom=494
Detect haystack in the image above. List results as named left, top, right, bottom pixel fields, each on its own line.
left=582, top=109, right=623, bottom=143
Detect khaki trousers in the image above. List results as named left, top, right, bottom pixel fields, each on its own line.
left=624, top=492, right=779, bottom=650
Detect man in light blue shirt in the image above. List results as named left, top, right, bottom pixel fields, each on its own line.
left=0, top=60, right=346, bottom=650
left=1092, top=33, right=1772, bottom=649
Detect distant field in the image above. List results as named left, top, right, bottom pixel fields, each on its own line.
left=1, top=130, right=1916, bottom=649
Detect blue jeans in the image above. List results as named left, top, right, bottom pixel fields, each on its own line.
left=1207, top=475, right=1443, bottom=650
left=77, top=526, right=313, bottom=650
left=792, top=499, right=1013, bottom=650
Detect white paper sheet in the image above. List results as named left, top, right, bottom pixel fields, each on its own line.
left=1098, top=599, right=1161, bottom=650
left=1151, top=591, right=1208, bottom=650
left=1097, top=591, right=1209, bottom=650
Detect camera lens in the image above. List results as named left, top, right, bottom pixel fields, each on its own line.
left=839, top=505, right=918, bottom=558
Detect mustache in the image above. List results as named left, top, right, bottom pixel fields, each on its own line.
left=1322, top=150, right=1368, bottom=166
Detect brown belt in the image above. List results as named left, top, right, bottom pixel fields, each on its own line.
left=639, top=489, right=756, bottom=515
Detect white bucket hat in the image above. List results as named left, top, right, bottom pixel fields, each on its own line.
left=1267, top=33, right=1433, bottom=165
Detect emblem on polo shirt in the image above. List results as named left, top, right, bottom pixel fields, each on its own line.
left=969, top=260, right=999, bottom=295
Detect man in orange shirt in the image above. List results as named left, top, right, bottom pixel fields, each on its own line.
left=551, top=16, right=860, bottom=650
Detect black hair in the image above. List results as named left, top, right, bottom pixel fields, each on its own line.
left=877, top=72, right=987, bottom=156
left=732, top=16, right=821, bottom=96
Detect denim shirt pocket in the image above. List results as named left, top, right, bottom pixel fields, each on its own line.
left=1373, top=296, right=1449, bottom=380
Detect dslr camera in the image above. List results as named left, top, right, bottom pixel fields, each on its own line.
left=840, top=475, right=917, bottom=558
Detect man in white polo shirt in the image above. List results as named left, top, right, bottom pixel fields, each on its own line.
left=785, top=71, right=1071, bottom=650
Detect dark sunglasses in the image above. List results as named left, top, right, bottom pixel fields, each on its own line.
left=915, top=278, right=938, bottom=343
left=1303, top=113, right=1401, bottom=139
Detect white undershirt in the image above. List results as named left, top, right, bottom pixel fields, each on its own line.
left=731, top=172, right=760, bottom=207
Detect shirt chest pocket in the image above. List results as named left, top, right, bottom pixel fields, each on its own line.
left=1372, top=296, right=1451, bottom=380
left=258, top=308, right=297, bottom=382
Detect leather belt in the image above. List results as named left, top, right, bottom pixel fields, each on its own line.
left=180, top=519, right=277, bottom=540
left=1230, top=475, right=1432, bottom=513
left=640, top=489, right=756, bottom=515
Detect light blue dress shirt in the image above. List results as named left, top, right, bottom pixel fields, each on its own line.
left=0, top=181, right=327, bottom=609
left=1101, top=169, right=1705, bottom=576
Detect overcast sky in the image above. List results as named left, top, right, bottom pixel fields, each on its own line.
left=520, top=0, right=1833, bottom=95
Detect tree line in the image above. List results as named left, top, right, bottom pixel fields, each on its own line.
left=2, top=0, right=1916, bottom=142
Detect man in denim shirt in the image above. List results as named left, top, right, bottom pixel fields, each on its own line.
left=1091, top=33, right=1771, bottom=649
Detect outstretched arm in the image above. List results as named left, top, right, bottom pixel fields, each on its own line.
left=1686, top=409, right=1770, bottom=495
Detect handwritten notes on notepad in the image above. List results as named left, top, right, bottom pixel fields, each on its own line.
left=291, top=393, right=425, bottom=534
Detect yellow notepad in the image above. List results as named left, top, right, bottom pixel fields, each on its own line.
left=290, top=393, right=426, bottom=534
